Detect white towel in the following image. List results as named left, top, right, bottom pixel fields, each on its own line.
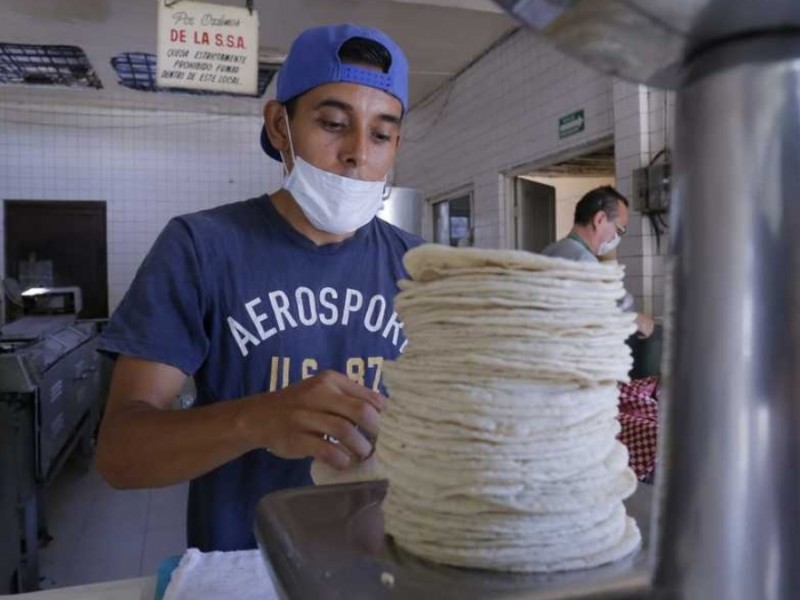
left=163, top=548, right=279, bottom=600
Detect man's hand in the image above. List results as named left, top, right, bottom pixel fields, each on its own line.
left=96, top=359, right=386, bottom=489
left=635, top=313, right=655, bottom=339
left=242, top=371, right=385, bottom=471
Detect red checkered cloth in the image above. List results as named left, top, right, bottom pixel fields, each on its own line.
left=618, top=377, right=660, bottom=483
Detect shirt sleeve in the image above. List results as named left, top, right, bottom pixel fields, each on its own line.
left=619, top=291, right=636, bottom=312
left=98, top=217, right=210, bottom=375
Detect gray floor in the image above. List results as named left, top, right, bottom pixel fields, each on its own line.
left=38, top=458, right=188, bottom=589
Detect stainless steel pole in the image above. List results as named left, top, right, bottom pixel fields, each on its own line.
left=655, top=33, right=800, bottom=599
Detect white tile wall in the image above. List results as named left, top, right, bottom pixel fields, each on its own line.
left=612, top=81, right=649, bottom=206
left=0, top=102, right=282, bottom=314
left=644, top=89, right=674, bottom=318
left=394, top=30, right=682, bottom=318
left=610, top=81, right=676, bottom=318
left=395, top=29, right=614, bottom=249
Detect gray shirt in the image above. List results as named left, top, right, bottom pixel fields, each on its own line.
left=541, top=235, right=598, bottom=264
left=542, top=234, right=635, bottom=312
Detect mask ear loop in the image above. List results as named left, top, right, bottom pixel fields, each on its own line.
left=279, top=106, right=298, bottom=178
left=382, top=166, right=396, bottom=198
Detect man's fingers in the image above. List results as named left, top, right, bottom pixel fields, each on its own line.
left=262, top=371, right=383, bottom=463
left=304, top=373, right=382, bottom=440
left=299, top=411, right=374, bottom=461
left=327, top=395, right=381, bottom=442
left=303, top=434, right=353, bottom=470
left=322, top=371, right=386, bottom=412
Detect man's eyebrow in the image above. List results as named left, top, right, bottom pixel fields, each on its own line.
left=378, top=113, right=402, bottom=126
left=314, top=98, right=402, bottom=126
left=314, top=98, right=353, bottom=112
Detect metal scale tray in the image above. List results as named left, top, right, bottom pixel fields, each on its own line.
left=255, top=480, right=653, bottom=600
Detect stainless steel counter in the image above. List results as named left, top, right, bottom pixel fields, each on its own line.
left=255, top=481, right=653, bottom=600
left=0, top=576, right=155, bottom=600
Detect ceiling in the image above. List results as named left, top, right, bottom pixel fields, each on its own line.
left=528, top=146, right=617, bottom=177
left=0, top=0, right=515, bottom=116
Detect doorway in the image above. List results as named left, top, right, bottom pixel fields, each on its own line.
left=509, top=143, right=616, bottom=252
left=5, top=201, right=108, bottom=320
left=513, top=179, right=556, bottom=253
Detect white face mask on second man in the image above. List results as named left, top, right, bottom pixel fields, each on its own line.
left=598, top=232, right=621, bottom=256
left=280, top=109, right=386, bottom=235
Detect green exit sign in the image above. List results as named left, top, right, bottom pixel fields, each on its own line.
left=559, top=109, right=585, bottom=139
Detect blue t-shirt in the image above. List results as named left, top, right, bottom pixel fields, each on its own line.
left=99, top=194, right=423, bottom=551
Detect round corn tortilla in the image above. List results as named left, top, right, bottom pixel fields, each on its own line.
left=403, top=244, right=624, bottom=282
left=310, top=456, right=382, bottom=486
left=377, top=245, right=640, bottom=573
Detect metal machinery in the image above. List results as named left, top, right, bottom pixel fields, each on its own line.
left=379, top=186, right=424, bottom=237
left=256, top=481, right=654, bottom=599
left=491, top=1, right=800, bottom=597
left=0, top=287, right=111, bottom=593
left=255, top=1, right=800, bottom=598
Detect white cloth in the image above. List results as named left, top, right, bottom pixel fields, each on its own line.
left=163, top=548, right=279, bottom=600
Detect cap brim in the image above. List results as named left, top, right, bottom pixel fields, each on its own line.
left=260, top=126, right=283, bottom=162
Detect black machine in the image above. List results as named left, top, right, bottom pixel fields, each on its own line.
left=20, top=286, right=83, bottom=317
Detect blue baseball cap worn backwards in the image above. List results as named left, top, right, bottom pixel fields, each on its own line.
left=260, top=23, right=409, bottom=162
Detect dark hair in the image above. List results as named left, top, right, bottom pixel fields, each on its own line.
left=574, top=186, right=629, bottom=226
left=284, top=37, right=393, bottom=119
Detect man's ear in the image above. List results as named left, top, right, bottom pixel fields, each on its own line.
left=263, top=100, right=291, bottom=160
left=592, top=210, right=606, bottom=229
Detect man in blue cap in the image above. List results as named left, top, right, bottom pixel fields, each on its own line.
left=95, top=24, right=422, bottom=552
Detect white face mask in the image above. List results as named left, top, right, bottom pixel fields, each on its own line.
left=280, top=109, right=386, bottom=235
left=598, top=232, right=621, bottom=256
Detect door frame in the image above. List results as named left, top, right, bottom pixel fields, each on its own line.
left=501, top=136, right=614, bottom=249
left=513, top=178, right=557, bottom=253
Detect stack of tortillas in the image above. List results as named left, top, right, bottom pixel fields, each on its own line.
left=375, top=244, right=641, bottom=573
